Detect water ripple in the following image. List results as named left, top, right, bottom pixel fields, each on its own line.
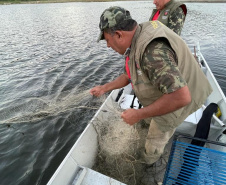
left=0, top=2, right=225, bottom=185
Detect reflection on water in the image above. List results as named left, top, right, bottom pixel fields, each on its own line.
left=0, top=2, right=225, bottom=185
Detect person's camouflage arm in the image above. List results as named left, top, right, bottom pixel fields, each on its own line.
left=168, top=7, right=185, bottom=35
left=141, top=38, right=187, bottom=94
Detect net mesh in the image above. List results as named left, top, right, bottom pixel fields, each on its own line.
left=1, top=87, right=105, bottom=124
left=92, top=97, right=154, bottom=185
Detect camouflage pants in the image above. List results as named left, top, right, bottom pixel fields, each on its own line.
left=142, top=119, right=175, bottom=164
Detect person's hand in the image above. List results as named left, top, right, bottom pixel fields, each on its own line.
left=90, top=86, right=105, bottom=97
left=121, top=109, right=141, bottom=125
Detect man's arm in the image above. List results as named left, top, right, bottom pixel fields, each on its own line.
left=121, top=85, right=191, bottom=125
left=168, top=7, right=186, bottom=35
left=90, top=74, right=130, bottom=97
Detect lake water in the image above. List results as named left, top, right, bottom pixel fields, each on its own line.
left=0, top=1, right=225, bottom=185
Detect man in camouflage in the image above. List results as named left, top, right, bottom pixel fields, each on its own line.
left=150, top=0, right=187, bottom=35
left=90, top=6, right=212, bottom=183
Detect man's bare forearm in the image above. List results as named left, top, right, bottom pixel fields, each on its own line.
left=121, top=86, right=191, bottom=125
left=137, top=86, right=191, bottom=119
left=90, top=74, right=129, bottom=97
left=102, top=74, right=130, bottom=92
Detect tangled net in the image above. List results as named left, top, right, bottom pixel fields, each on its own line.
left=1, top=87, right=105, bottom=124
left=92, top=97, right=150, bottom=185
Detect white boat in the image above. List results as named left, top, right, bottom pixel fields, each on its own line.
left=47, top=45, right=226, bottom=185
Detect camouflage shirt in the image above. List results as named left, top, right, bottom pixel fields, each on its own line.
left=140, top=38, right=187, bottom=94
left=168, top=7, right=185, bottom=35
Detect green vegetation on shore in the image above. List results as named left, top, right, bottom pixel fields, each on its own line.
left=0, top=0, right=126, bottom=5
left=1, top=0, right=225, bottom=5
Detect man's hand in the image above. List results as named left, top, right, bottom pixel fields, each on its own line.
left=90, top=86, right=106, bottom=97
left=121, top=109, right=141, bottom=125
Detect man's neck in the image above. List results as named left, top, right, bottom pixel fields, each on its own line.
left=124, top=25, right=138, bottom=49
left=162, top=0, right=172, bottom=10
left=165, top=0, right=172, bottom=6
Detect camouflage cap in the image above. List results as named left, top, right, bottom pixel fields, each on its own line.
left=97, top=6, right=132, bottom=42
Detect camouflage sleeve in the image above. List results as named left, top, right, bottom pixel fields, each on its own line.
left=141, top=38, right=187, bottom=94
left=168, top=7, right=185, bottom=35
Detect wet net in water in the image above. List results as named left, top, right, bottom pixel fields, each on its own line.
left=0, top=87, right=105, bottom=124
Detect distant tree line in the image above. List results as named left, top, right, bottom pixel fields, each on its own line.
left=0, top=0, right=49, bottom=1
left=0, top=0, right=78, bottom=4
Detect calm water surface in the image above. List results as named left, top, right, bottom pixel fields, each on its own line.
left=0, top=1, right=225, bottom=185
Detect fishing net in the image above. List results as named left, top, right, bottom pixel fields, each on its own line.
left=92, top=96, right=155, bottom=185
left=0, top=87, right=105, bottom=124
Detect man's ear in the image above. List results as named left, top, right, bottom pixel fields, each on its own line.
left=115, top=31, right=123, bottom=40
